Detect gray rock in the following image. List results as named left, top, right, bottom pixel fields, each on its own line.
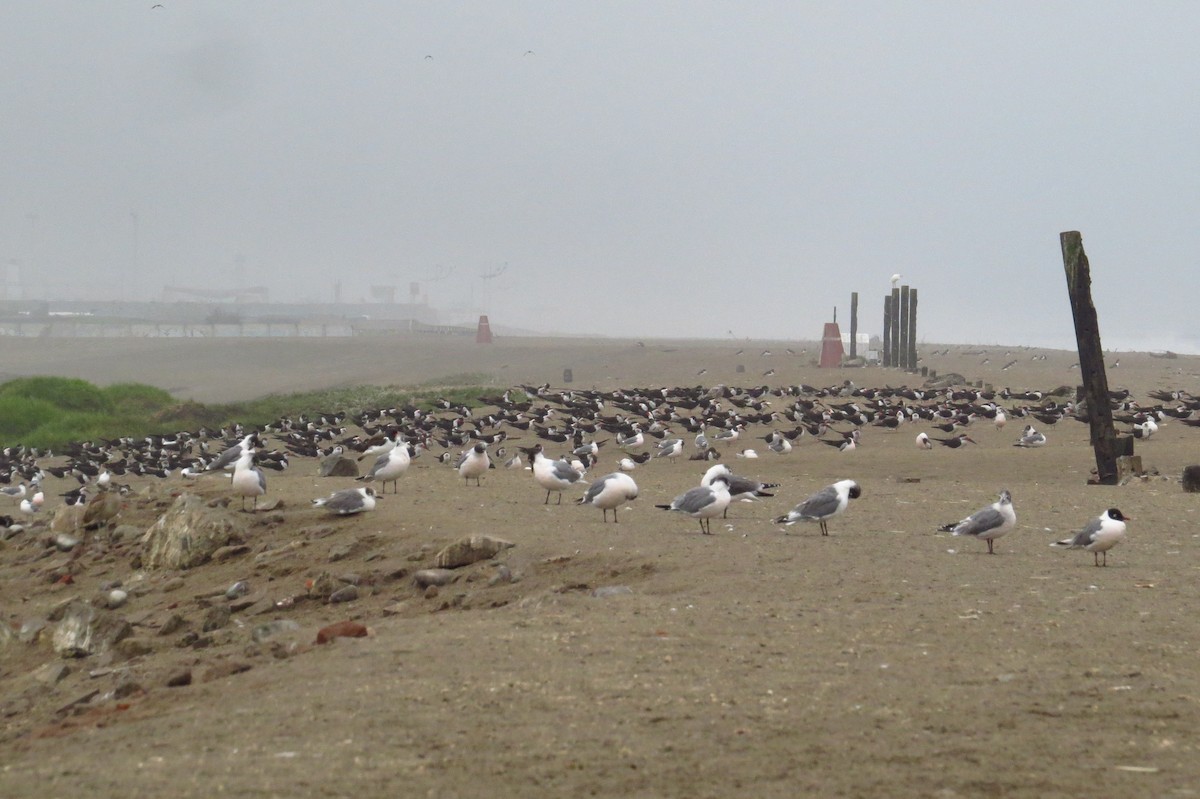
left=320, top=456, right=360, bottom=478
left=106, top=589, right=129, bottom=609
left=591, top=585, right=634, bottom=598
left=329, top=584, right=358, bottom=604
left=328, top=543, right=353, bottom=562
left=53, top=601, right=98, bottom=658
left=413, top=568, right=457, bottom=588
left=141, top=493, right=246, bottom=570
left=225, top=580, right=250, bottom=599
left=201, top=605, right=231, bottom=632
left=250, top=619, right=301, bottom=643
left=158, top=613, right=188, bottom=636
left=434, top=535, right=515, bottom=569
left=165, top=668, right=192, bottom=687
left=32, top=662, right=71, bottom=685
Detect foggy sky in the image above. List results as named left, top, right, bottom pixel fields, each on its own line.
left=3, top=2, right=1198, bottom=352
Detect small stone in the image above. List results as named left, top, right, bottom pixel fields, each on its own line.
left=158, top=614, right=188, bottom=636
left=413, top=568, right=456, bottom=588
left=201, top=661, right=252, bottom=682
left=160, top=577, right=186, bottom=593
left=116, top=637, right=154, bottom=659
left=244, top=596, right=277, bottom=616
left=54, top=534, right=81, bottom=552
left=251, top=620, right=301, bottom=643
left=229, top=593, right=261, bottom=613
left=381, top=602, right=408, bottom=616
left=201, top=605, right=231, bottom=632
left=32, top=662, right=71, bottom=686
left=165, top=668, right=193, bottom=687
left=18, top=619, right=47, bottom=644
left=106, top=589, right=129, bottom=609
left=315, top=621, right=368, bottom=645
left=488, top=565, right=513, bottom=586
left=434, top=535, right=515, bottom=569
left=53, top=600, right=97, bottom=658
left=591, top=585, right=634, bottom=598
left=329, top=585, right=358, bottom=604
left=327, top=543, right=353, bottom=562
left=113, top=679, right=144, bottom=699
left=225, top=580, right=250, bottom=599
left=423, top=584, right=439, bottom=600
left=212, top=544, right=251, bottom=562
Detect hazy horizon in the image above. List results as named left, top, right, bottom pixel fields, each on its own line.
left=4, top=3, right=1198, bottom=354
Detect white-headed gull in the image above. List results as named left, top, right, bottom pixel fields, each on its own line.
left=940, top=489, right=1016, bottom=554
left=656, top=476, right=731, bottom=535
left=774, top=479, right=861, bottom=535
left=577, top=472, right=639, bottom=522
left=314, top=486, right=378, bottom=515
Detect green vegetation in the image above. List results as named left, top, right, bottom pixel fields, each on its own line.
left=0, top=376, right=510, bottom=451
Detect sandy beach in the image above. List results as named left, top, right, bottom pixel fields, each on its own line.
left=2, top=335, right=1199, bottom=798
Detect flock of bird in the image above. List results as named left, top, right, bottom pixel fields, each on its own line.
left=2, top=378, right=1187, bottom=565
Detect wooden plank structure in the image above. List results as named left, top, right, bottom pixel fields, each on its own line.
left=1059, top=231, right=1120, bottom=484
left=881, top=285, right=919, bottom=369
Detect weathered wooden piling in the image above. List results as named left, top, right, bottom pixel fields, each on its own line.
left=889, top=287, right=901, bottom=369
left=907, top=288, right=918, bottom=369
left=882, top=296, right=892, bottom=367
left=898, top=285, right=911, bottom=369
left=1060, top=231, right=1121, bottom=485
left=849, top=292, right=858, bottom=358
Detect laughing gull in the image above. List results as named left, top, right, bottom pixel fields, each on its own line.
left=916, top=432, right=933, bottom=450
left=522, top=444, right=588, bottom=504
left=313, top=486, right=378, bottom=515
left=1051, top=508, right=1130, bottom=566
left=577, top=472, right=639, bottom=522
left=357, top=441, right=412, bottom=493
left=701, top=463, right=779, bottom=517
left=230, top=449, right=267, bottom=511
left=456, top=443, right=491, bottom=486
left=774, top=479, right=861, bottom=535
left=1013, top=425, right=1047, bottom=448
left=1, top=482, right=26, bottom=504
left=655, top=476, right=731, bottom=534
left=206, top=433, right=260, bottom=472
left=940, top=489, right=1016, bottom=554
left=655, top=438, right=684, bottom=463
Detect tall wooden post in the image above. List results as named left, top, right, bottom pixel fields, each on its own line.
left=898, top=285, right=911, bottom=369
left=1060, top=231, right=1119, bottom=484
left=907, top=288, right=918, bottom=369
left=849, top=292, right=858, bottom=358
left=889, top=288, right=901, bottom=368
left=882, top=295, right=892, bottom=367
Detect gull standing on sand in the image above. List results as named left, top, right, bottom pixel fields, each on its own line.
left=656, top=476, right=731, bottom=535
left=940, top=489, right=1016, bottom=554
left=230, top=449, right=267, bottom=511
left=702, top=463, right=779, bottom=517
left=774, top=479, right=861, bottom=535
left=357, top=440, right=412, bottom=493
left=577, top=472, right=639, bottom=522
left=456, top=443, right=491, bottom=486
left=1051, top=508, right=1130, bottom=566
left=314, top=486, right=378, bottom=515
left=522, top=444, right=588, bottom=504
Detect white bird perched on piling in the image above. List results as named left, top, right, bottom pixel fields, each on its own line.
left=577, top=472, right=639, bottom=522
left=774, top=479, right=861, bottom=536
left=1051, top=508, right=1130, bottom=566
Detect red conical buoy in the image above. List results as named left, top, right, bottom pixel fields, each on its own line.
left=475, top=315, right=493, bottom=344
left=819, top=322, right=844, bottom=367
